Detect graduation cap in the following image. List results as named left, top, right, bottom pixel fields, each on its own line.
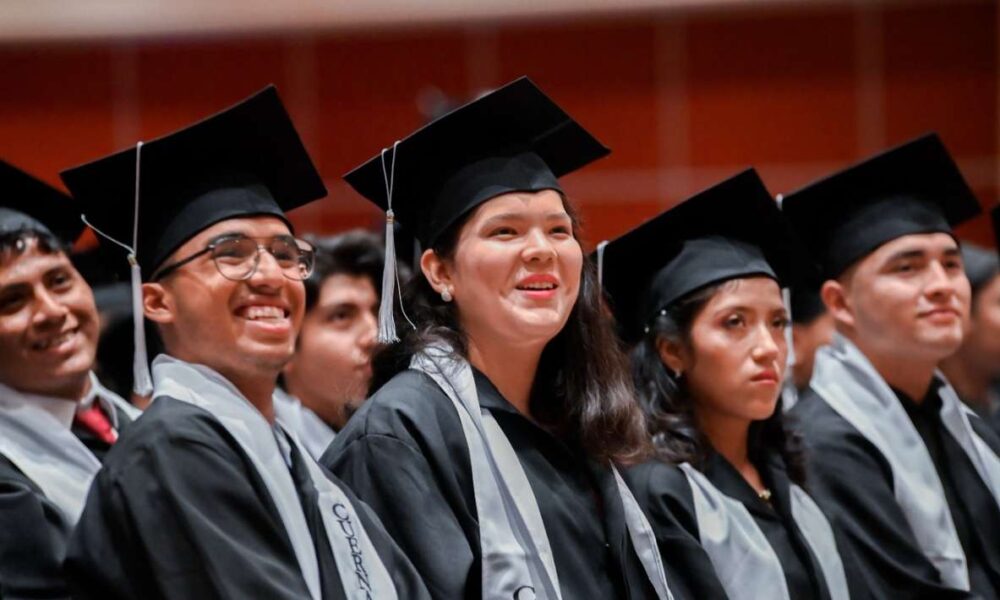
left=596, top=169, right=799, bottom=344
left=960, top=243, right=998, bottom=294
left=0, top=160, right=82, bottom=247
left=782, top=133, right=981, bottom=280
left=788, top=284, right=827, bottom=325
left=343, top=76, right=609, bottom=342
left=60, top=85, right=327, bottom=395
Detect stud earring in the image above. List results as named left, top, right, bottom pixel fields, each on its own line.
left=441, top=288, right=453, bottom=302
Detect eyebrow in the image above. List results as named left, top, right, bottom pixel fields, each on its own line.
left=481, top=212, right=571, bottom=225
left=885, top=245, right=961, bottom=263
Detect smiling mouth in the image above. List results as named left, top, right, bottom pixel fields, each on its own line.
left=236, top=305, right=290, bottom=321
left=516, top=282, right=558, bottom=291
left=31, top=328, right=78, bottom=351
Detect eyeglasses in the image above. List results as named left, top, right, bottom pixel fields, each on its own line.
left=152, top=234, right=316, bottom=282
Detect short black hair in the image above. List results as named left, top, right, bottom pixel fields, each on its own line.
left=0, top=227, right=66, bottom=265
left=301, top=229, right=387, bottom=311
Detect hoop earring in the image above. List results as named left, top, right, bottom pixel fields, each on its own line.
left=441, top=288, right=453, bottom=302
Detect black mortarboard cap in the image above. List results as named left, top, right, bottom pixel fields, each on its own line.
left=61, top=85, right=327, bottom=279
left=0, top=160, right=83, bottom=246
left=597, top=169, right=800, bottom=344
left=782, top=133, right=981, bottom=280
left=344, top=76, right=609, bottom=248
left=789, top=284, right=827, bottom=325
left=960, top=242, right=998, bottom=294
left=59, top=85, right=325, bottom=397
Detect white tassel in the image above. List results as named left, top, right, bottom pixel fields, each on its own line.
left=377, top=209, right=400, bottom=343
left=377, top=141, right=402, bottom=344
left=596, top=240, right=609, bottom=286
left=129, top=255, right=153, bottom=396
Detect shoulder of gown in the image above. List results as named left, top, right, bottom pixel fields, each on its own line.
left=790, top=387, right=976, bottom=600
left=65, top=396, right=317, bottom=600
left=622, top=460, right=729, bottom=600
left=321, top=369, right=478, bottom=598
left=0, top=455, right=72, bottom=599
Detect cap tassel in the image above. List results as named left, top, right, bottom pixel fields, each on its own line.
left=596, top=240, right=609, bottom=286
left=128, top=255, right=153, bottom=396
left=377, top=141, right=402, bottom=344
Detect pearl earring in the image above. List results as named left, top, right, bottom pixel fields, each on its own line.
left=441, top=288, right=453, bottom=302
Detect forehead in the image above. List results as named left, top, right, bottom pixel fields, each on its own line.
left=867, top=231, right=959, bottom=262
left=318, top=273, right=377, bottom=304
left=704, top=277, right=784, bottom=311
left=469, top=189, right=567, bottom=219
left=0, top=241, right=72, bottom=285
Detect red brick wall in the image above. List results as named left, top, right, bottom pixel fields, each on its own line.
left=1, top=2, right=996, bottom=248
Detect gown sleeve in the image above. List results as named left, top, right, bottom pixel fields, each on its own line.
left=65, top=420, right=315, bottom=600
left=324, top=432, right=477, bottom=600
left=0, top=462, right=71, bottom=600
left=804, top=424, right=977, bottom=600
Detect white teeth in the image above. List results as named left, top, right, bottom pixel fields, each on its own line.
left=34, top=330, right=75, bottom=350
left=244, top=305, right=285, bottom=320
left=519, top=282, right=556, bottom=290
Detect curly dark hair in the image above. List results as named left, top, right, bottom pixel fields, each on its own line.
left=370, top=197, right=652, bottom=465
left=631, top=279, right=807, bottom=484
left=301, top=229, right=396, bottom=311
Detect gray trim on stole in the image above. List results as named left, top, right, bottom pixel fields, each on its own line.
left=0, top=379, right=102, bottom=525
left=153, top=355, right=396, bottom=600
left=810, top=332, right=1000, bottom=590
left=411, top=345, right=673, bottom=600
left=679, top=464, right=848, bottom=600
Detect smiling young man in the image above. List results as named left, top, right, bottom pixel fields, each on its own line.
left=0, top=160, right=138, bottom=598
left=784, top=134, right=1000, bottom=599
left=276, top=230, right=383, bottom=459
left=59, top=87, right=428, bottom=600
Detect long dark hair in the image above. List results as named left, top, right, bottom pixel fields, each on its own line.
left=632, top=279, right=807, bottom=484
left=371, top=197, right=651, bottom=465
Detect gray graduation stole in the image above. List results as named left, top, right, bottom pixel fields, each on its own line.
left=679, top=464, right=849, bottom=600
left=153, top=355, right=396, bottom=600
left=811, top=333, right=1000, bottom=590
left=411, top=345, right=673, bottom=600
left=0, top=379, right=102, bottom=525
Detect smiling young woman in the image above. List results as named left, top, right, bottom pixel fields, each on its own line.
left=320, top=78, right=678, bottom=599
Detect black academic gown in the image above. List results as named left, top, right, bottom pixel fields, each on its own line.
left=793, top=386, right=1000, bottom=600
left=622, top=461, right=731, bottom=600
left=0, top=403, right=129, bottom=600
left=321, top=368, right=660, bottom=600
left=64, top=397, right=429, bottom=600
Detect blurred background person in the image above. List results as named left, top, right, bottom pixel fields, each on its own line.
left=277, top=229, right=391, bottom=459
left=940, top=241, right=1000, bottom=430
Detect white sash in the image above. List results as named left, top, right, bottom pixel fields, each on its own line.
left=679, top=463, right=849, bottom=600
left=811, top=333, right=1000, bottom=590
left=152, top=355, right=395, bottom=600
left=0, top=379, right=103, bottom=525
left=411, top=345, right=673, bottom=600
left=273, top=388, right=336, bottom=461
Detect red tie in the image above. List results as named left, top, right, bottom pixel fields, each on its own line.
left=74, top=404, right=118, bottom=445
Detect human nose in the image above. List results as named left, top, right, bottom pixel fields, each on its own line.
left=247, top=245, right=285, bottom=288
left=522, top=228, right=557, bottom=263
left=751, top=323, right=782, bottom=364
left=358, top=309, right=378, bottom=353
left=924, top=260, right=958, bottom=301
left=32, top=287, right=69, bottom=327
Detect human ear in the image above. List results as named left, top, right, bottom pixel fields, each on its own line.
left=142, top=282, right=175, bottom=325
left=420, top=249, right=455, bottom=298
left=655, top=336, right=688, bottom=378
left=821, top=279, right=854, bottom=331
